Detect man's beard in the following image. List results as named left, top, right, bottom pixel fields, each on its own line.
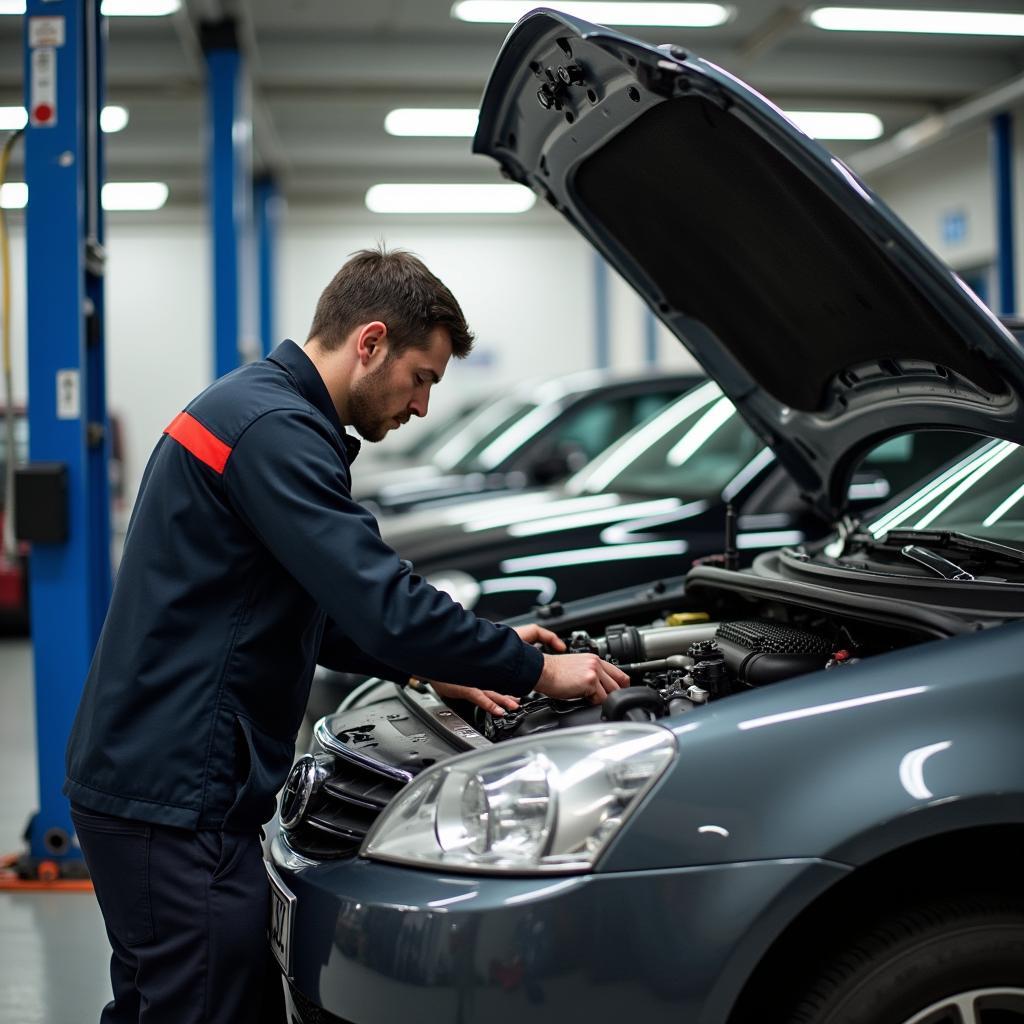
left=349, top=359, right=406, bottom=443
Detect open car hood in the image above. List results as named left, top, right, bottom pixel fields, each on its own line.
left=473, top=10, right=1024, bottom=519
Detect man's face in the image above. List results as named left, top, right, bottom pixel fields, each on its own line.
left=349, top=326, right=452, bottom=443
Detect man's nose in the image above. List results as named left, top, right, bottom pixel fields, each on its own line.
left=409, top=392, right=428, bottom=418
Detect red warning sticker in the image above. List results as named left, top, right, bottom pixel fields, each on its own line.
left=30, top=47, right=57, bottom=128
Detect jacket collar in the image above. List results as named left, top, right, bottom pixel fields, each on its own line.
left=269, top=340, right=362, bottom=464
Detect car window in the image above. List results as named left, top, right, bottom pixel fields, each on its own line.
left=569, top=382, right=764, bottom=498
left=865, top=437, right=1024, bottom=545
left=552, top=392, right=677, bottom=461
left=857, top=431, right=972, bottom=500
left=429, top=398, right=537, bottom=471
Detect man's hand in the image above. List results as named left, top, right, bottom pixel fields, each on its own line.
left=425, top=624, right=564, bottom=716
left=513, top=623, right=566, bottom=652
left=429, top=682, right=520, bottom=717
left=535, top=652, right=629, bottom=704
left=424, top=622, right=622, bottom=716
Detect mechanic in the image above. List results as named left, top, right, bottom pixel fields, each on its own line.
left=63, top=246, right=629, bottom=1024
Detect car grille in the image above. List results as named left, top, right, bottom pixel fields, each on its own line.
left=285, top=756, right=406, bottom=860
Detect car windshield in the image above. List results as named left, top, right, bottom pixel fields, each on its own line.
left=427, top=396, right=540, bottom=472
left=379, top=397, right=488, bottom=462
left=566, top=381, right=764, bottom=498
left=860, top=438, right=1024, bottom=547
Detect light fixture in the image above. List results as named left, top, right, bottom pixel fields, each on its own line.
left=385, top=108, right=479, bottom=137
left=99, top=105, right=129, bottom=133
left=365, top=183, right=535, bottom=214
left=0, top=183, right=27, bottom=210
left=785, top=110, right=883, bottom=140
left=383, top=103, right=883, bottom=141
left=452, top=1, right=731, bottom=27
left=808, top=7, right=1024, bottom=36
left=1, top=181, right=169, bottom=210
left=0, top=107, right=27, bottom=131
left=101, top=0, right=181, bottom=13
left=0, top=0, right=180, bottom=13
left=0, top=105, right=128, bottom=133
left=101, top=182, right=169, bottom=210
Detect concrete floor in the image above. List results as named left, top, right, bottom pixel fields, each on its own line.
left=0, top=639, right=113, bottom=1024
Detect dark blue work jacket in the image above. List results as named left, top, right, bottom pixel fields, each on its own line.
left=65, top=341, right=542, bottom=831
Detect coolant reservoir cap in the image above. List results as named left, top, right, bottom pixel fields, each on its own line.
left=666, top=612, right=711, bottom=626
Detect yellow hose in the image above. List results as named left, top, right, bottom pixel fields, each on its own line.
left=0, top=128, right=23, bottom=559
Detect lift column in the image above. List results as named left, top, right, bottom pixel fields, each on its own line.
left=202, top=19, right=254, bottom=377
left=254, top=174, right=280, bottom=358
left=21, top=0, right=111, bottom=870
left=992, top=112, right=1016, bottom=317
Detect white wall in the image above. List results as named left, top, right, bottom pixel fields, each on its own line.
left=864, top=106, right=1024, bottom=311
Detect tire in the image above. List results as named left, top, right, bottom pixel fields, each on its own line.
left=785, top=898, right=1024, bottom=1024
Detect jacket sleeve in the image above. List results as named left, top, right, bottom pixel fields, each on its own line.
left=224, top=408, right=543, bottom=697
left=318, top=618, right=407, bottom=683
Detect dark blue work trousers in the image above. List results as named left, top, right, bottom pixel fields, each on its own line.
left=70, top=805, right=286, bottom=1023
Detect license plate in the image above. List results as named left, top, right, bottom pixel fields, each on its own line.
left=265, top=861, right=296, bottom=977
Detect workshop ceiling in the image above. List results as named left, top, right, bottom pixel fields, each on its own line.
left=2, top=0, right=1024, bottom=209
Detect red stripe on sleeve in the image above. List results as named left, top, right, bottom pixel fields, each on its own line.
left=163, top=411, right=233, bottom=475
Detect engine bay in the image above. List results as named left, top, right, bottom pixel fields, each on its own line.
left=473, top=604, right=924, bottom=741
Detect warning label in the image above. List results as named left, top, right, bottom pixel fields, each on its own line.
left=30, top=47, right=57, bottom=127
left=29, top=16, right=65, bottom=48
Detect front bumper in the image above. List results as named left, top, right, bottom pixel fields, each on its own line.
left=271, top=834, right=847, bottom=1024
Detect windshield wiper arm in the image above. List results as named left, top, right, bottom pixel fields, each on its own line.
left=900, top=544, right=974, bottom=581
left=880, top=529, right=1024, bottom=569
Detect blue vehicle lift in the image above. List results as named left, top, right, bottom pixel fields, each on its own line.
left=202, top=19, right=253, bottom=377
left=992, top=112, right=1016, bottom=317
left=18, top=0, right=111, bottom=878
left=255, top=175, right=280, bottom=358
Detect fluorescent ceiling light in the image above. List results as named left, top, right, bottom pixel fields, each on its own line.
left=0, top=105, right=128, bottom=132
left=100, top=105, right=129, bottom=133
left=0, top=183, right=27, bottom=209
left=365, top=183, right=535, bottom=214
left=1, top=181, right=169, bottom=210
left=786, top=110, right=883, bottom=140
left=101, top=0, right=181, bottom=13
left=385, top=104, right=882, bottom=141
left=385, top=108, right=479, bottom=137
left=809, top=7, right=1024, bottom=36
left=452, top=1, right=731, bottom=27
left=0, top=0, right=180, bottom=12
left=102, top=182, right=168, bottom=210
left=0, top=107, right=27, bottom=131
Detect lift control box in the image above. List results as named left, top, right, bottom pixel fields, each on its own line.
left=14, top=463, right=68, bottom=543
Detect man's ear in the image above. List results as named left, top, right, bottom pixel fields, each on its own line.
left=355, top=321, right=388, bottom=367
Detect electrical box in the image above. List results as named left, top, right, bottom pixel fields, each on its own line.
left=14, top=463, right=68, bottom=543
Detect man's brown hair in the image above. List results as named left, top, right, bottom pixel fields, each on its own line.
left=308, top=245, right=474, bottom=358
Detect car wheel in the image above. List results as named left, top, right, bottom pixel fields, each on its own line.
left=785, top=899, right=1024, bottom=1024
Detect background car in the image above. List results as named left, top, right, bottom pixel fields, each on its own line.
left=381, top=380, right=970, bottom=620
left=271, top=13, right=1024, bottom=1024
left=354, top=369, right=701, bottom=516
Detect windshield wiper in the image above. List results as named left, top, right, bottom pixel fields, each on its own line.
left=899, top=545, right=973, bottom=581
left=858, top=529, right=1024, bottom=571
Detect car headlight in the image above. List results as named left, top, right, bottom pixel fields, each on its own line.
left=361, top=724, right=676, bottom=874
left=426, top=569, right=481, bottom=610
